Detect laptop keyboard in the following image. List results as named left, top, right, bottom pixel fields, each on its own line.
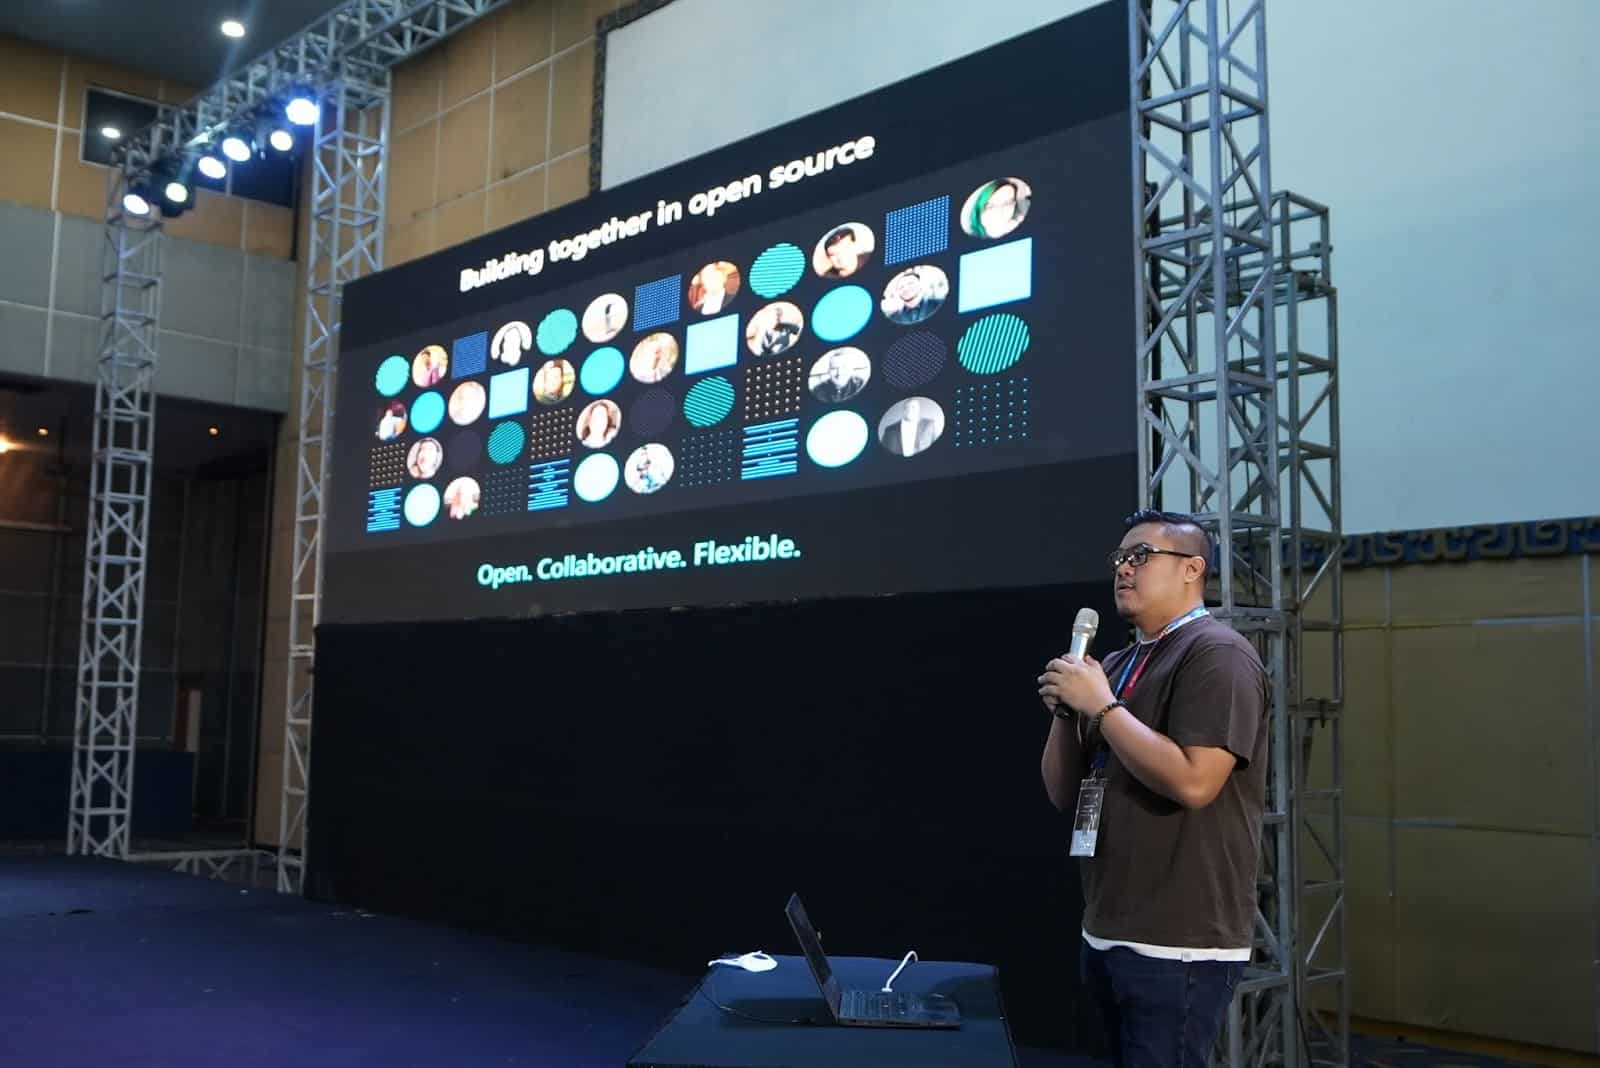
left=842, top=990, right=910, bottom=1019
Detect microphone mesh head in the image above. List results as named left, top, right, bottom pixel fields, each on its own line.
left=1073, top=607, right=1099, bottom=634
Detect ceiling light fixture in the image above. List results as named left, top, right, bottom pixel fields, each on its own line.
left=208, top=426, right=221, bottom=437
left=221, top=19, right=246, bottom=39
left=286, top=96, right=320, bottom=127
left=123, top=190, right=151, bottom=216
left=164, top=180, right=190, bottom=204
left=197, top=153, right=227, bottom=180
left=268, top=127, right=294, bottom=152
left=221, top=134, right=252, bottom=162
left=100, top=125, right=122, bottom=140
left=37, top=427, right=49, bottom=437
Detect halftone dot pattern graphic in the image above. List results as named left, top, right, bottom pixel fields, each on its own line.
left=743, top=356, right=802, bottom=422
left=683, top=376, right=736, bottom=428
left=528, top=458, right=571, bottom=511
left=366, top=488, right=401, bottom=532
left=953, top=377, right=1031, bottom=448
left=375, top=355, right=409, bottom=396
left=452, top=331, right=488, bottom=378
left=679, top=428, right=740, bottom=487
left=527, top=409, right=575, bottom=461
left=487, top=420, right=527, bottom=464
left=481, top=468, right=526, bottom=516
left=536, top=308, right=578, bottom=355
left=629, top=388, right=676, bottom=438
left=884, top=195, right=950, bottom=266
left=369, top=442, right=406, bottom=487
left=633, top=275, right=681, bottom=331
left=748, top=242, right=806, bottom=298
left=883, top=332, right=948, bottom=390
left=447, top=430, right=482, bottom=472
left=957, top=313, right=1031, bottom=374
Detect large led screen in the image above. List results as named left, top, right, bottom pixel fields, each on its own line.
left=326, top=4, right=1134, bottom=623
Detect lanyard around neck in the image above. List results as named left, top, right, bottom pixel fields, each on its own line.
left=1114, top=606, right=1208, bottom=696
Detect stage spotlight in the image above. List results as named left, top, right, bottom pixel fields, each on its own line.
left=286, top=96, right=319, bottom=127
left=208, top=426, right=220, bottom=437
left=164, top=180, right=190, bottom=205
left=197, top=153, right=227, bottom=180
left=100, top=125, right=122, bottom=140
left=268, top=127, right=294, bottom=152
left=123, top=189, right=151, bottom=216
left=37, top=427, right=49, bottom=437
left=221, top=19, right=245, bottom=38
left=0, top=438, right=11, bottom=454
left=221, top=134, right=252, bottom=162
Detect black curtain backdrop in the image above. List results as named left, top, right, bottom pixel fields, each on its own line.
left=307, top=576, right=1130, bottom=1050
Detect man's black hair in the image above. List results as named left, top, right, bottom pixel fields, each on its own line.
left=823, top=226, right=855, bottom=250
left=1123, top=508, right=1216, bottom=574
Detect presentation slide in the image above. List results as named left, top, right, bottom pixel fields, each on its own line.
left=325, top=5, right=1134, bottom=623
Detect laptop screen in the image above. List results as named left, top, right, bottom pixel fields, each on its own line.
left=785, top=893, right=841, bottom=1012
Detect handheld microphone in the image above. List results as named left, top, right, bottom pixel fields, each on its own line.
left=1069, top=608, right=1099, bottom=660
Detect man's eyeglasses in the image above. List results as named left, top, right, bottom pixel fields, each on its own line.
left=1107, top=544, right=1199, bottom=571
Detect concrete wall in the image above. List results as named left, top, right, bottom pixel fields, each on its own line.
left=0, top=31, right=297, bottom=412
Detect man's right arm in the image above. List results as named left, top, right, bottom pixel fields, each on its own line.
left=1041, top=707, right=1087, bottom=812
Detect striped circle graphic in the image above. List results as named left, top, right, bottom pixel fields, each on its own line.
left=956, top=313, right=1030, bottom=374
left=748, top=242, right=806, bottom=298
left=536, top=308, right=578, bottom=355
left=883, top=332, right=947, bottom=389
left=683, top=376, right=736, bottom=428
left=487, top=420, right=526, bottom=464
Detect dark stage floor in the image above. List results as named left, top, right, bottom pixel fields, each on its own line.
left=0, top=857, right=1549, bottom=1068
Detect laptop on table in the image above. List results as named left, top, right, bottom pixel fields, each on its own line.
left=784, top=893, right=961, bottom=1029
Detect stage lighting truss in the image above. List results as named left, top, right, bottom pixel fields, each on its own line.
left=75, top=0, right=515, bottom=889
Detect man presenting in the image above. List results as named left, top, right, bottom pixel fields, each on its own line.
left=1038, top=510, right=1268, bottom=1068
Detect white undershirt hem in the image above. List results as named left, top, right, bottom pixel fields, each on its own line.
left=1083, top=928, right=1251, bottom=962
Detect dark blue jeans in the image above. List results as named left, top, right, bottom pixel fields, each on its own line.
left=1080, top=943, right=1244, bottom=1068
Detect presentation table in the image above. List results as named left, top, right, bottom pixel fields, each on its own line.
left=627, top=954, right=1018, bottom=1067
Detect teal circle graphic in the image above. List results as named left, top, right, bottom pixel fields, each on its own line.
left=410, top=390, right=445, bottom=433
left=404, top=483, right=440, bottom=526
left=573, top=452, right=619, bottom=503
left=537, top=308, right=578, bottom=355
left=749, top=242, right=806, bottom=298
left=806, top=409, right=870, bottom=468
left=375, top=355, right=409, bottom=396
left=487, top=420, right=526, bottom=464
left=580, top=346, right=625, bottom=395
left=957, top=313, right=1031, bottom=374
left=811, top=285, right=872, bottom=343
left=683, top=376, right=735, bottom=428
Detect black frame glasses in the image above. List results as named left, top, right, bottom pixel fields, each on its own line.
left=1107, top=544, right=1199, bottom=571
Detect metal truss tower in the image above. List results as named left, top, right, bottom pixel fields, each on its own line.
left=1132, top=3, right=1347, bottom=1066
left=278, top=81, right=390, bottom=894
left=76, top=0, right=509, bottom=881
left=69, top=169, right=163, bottom=858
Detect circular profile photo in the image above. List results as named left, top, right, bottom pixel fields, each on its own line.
left=406, top=437, right=443, bottom=479
left=448, top=380, right=486, bottom=426
left=624, top=443, right=675, bottom=495
left=808, top=347, right=871, bottom=403
left=687, top=261, right=741, bottom=316
left=878, top=396, right=946, bottom=457
left=443, top=476, right=481, bottom=520
left=491, top=321, right=532, bottom=365
left=880, top=265, right=949, bottom=326
left=745, top=301, right=805, bottom=357
left=581, top=293, right=629, bottom=344
left=533, top=358, right=576, bottom=405
left=961, top=177, right=1032, bottom=240
left=575, top=399, right=622, bottom=449
left=812, top=222, right=875, bottom=279
left=630, top=332, right=680, bottom=384
left=412, top=344, right=448, bottom=387
left=376, top=401, right=408, bottom=441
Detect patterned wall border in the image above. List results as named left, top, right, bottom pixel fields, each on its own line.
left=1328, top=516, right=1600, bottom=569
left=592, top=0, right=683, bottom=194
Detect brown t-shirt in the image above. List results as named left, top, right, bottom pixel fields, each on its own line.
left=1079, top=614, right=1268, bottom=949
